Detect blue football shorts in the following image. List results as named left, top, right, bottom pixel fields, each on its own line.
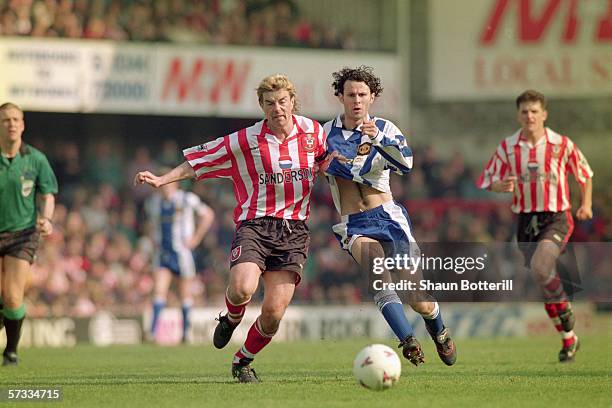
left=155, top=246, right=196, bottom=278
left=332, top=200, right=420, bottom=259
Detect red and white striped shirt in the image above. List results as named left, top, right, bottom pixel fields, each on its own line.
left=183, top=115, right=326, bottom=223
left=477, top=128, right=593, bottom=214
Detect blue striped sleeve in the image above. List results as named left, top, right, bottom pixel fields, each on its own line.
left=371, top=120, right=413, bottom=174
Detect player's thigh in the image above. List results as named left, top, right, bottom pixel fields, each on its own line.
left=228, top=262, right=262, bottom=299
left=350, top=236, right=386, bottom=268
left=1, top=255, right=31, bottom=308
left=530, top=239, right=561, bottom=277
left=351, top=236, right=398, bottom=285
left=154, top=267, right=173, bottom=296
left=261, top=270, right=296, bottom=318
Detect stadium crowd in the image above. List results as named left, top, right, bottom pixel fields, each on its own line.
left=22, top=138, right=612, bottom=317
left=0, top=0, right=356, bottom=49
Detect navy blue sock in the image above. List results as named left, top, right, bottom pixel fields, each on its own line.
left=151, top=299, right=165, bottom=335
left=375, top=290, right=414, bottom=341
left=181, top=303, right=191, bottom=341
left=381, top=302, right=415, bottom=341
left=421, top=302, right=444, bottom=336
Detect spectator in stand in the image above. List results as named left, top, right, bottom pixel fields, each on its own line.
left=84, top=140, right=124, bottom=190
left=126, top=146, right=157, bottom=214
left=0, top=0, right=359, bottom=49
left=0, top=8, right=18, bottom=36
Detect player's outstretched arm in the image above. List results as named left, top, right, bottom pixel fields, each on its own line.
left=315, top=150, right=348, bottom=175
left=134, top=161, right=195, bottom=188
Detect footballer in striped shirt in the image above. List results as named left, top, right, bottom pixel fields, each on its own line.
left=135, top=74, right=338, bottom=382
left=477, top=89, right=593, bottom=362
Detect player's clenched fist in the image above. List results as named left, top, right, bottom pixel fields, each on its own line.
left=360, top=120, right=379, bottom=139
left=491, top=176, right=516, bottom=193
left=36, top=217, right=53, bottom=237
left=575, top=205, right=593, bottom=221
left=134, top=171, right=162, bottom=188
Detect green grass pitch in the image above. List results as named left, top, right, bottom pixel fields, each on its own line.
left=1, top=335, right=610, bottom=407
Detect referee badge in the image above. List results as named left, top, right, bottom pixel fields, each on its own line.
left=20, top=176, right=34, bottom=197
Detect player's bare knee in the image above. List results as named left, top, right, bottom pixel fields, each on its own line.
left=227, top=285, right=254, bottom=304
left=530, top=257, right=554, bottom=282
left=410, top=300, right=434, bottom=315
left=260, top=303, right=286, bottom=325
left=154, top=289, right=168, bottom=299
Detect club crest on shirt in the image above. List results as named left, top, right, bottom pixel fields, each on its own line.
left=357, top=142, right=372, bottom=155
left=301, top=133, right=316, bottom=152
left=551, top=145, right=561, bottom=159
left=230, top=245, right=242, bottom=262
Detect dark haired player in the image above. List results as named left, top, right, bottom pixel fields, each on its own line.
left=324, top=66, right=456, bottom=366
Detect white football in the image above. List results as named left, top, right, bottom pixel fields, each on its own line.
left=353, top=344, right=401, bottom=391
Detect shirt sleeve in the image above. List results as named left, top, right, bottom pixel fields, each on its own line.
left=183, top=136, right=234, bottom=180
left=477, top=142, right=510, bottom=190
left=36, top=153, right=58, bottom=195
left=370, top=120, right=413, bottom=175
left=186, top=192, right=212, bottom=215
left=566, top=139, right=593, bottom=185
left=314, top=120, right=327, bottom=163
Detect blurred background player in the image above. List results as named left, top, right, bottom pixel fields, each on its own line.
left=0, top=102, right=57, bottom=366
left=477, top=89, right=593, bottom=362
left=135, top=74, right=333, bottom=383
left=145, top=173, right=214, bottom=344
left=324, top=66, right=456, bottom=366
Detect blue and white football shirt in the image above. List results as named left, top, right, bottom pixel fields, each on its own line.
left=323, top=115, right=413, bottom=213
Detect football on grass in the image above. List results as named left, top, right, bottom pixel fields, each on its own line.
left=353, top=344, right=401, bottom=390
